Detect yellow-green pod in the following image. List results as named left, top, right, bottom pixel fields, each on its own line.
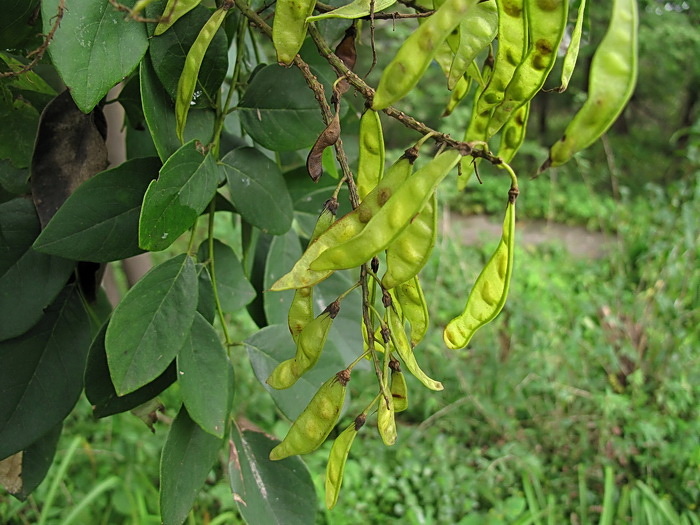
left=377, top=392, right=397, bottom=446
left=287, top=201, right=338, bottom=341
left=558, top=0, right=587, bottom=93
left=487, top=0, right=568, bottom=136
left=447, top=0, right=498, bottom=90
left=541, top=0, right=637, bottom=170
left=268, top=302, right=339, bottom=389
left=154, top=0, right=202, bottom=36
left=475, top=0, right=527, bottom=116
left=382, top=189, right=437, bottom=290
left=270, top=153, right=415, bottom=291
left=269, top=370, right=350, bottom=460
left=372, top=0, right=482, bottom=110
left=387, top=307, right=443, bottom=391
left=272, top=0, right=317, bottom=65
left=175, top=5, right=229, bottom=142
left=325, top=415, right=365, bottom=509
left=357, top=109, right=385, bottom=200
left=497, top=101, right=530, bottom=163
left=310, top=150, right=461, bottom=271
left=390, top=369, right=408, bottom=412
left=443, top=74, right=472, bottom=117
left=395, top=277, right=429, bottom=347
left=443, top=188, right=517, bottom=349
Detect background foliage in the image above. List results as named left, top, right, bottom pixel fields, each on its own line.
left=1, top=0, right=699, bottom=523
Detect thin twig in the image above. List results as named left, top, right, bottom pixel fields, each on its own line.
left=0, top=0, right=65, bottom=79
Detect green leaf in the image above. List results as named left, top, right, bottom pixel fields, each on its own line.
left=141, top=54, right=215, bottom=161
left=229, top=423, right=317, bottom=525
left=177, top=313, right=231, bottom=438
left=244, top=325, right=345, bottom=421
left=12, top=423, right=63, bottom=501
left=0, top=284, right=91, bottom=459
left=0, top=91, right=40, bottom=169
left=42, top=0, right=149, bottom=112
left=263, top=228, right=303, bottom=326
left=0, top=0, right=41, bottom=51
left=149, top=4, right=229, bottom=107
left=220, top=147, right=293, bottom=234
left=0, top=160, right=29, bottom=196
left=238, top=64, right=329, bottom=151
left=33, top=157, right=161, bottom=262
left=0, top=198, right=74, bottom=341
left=139, top=142, right=218, bottom=251
left=84, top=321, right=176, bottom=418
left=197, top=239, right=256, bottom=314
left=196, top=264, right=216, bottom=322
left=160, top=405, right=222, bottom=525
left=106, top=254, right=198, bottom=395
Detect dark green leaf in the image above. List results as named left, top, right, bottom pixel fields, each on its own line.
left=0, top=198, right=74, bottom=341
left=11, top=423, right=62, bottom=501
left=84, top=321, right=176, bottom=418
left=0, top=92, right=39, bottom=169
left=42, top=0, right=149, bottom=112
left=141, top=54, right=215, bottom=161
left=0, top=284, right=91, bottom=459
left=33, top=157, right=160, bottom=262
left=160, top=405, right=222, bottom=525
left=0, top=160, right=30, bottom=196
left=177, top=313, right=231, bottom=438
left=149, top=4, right=229, bottom=107
left=197, top=239, right=256, bottom=313
left=244, top=325, right=345, bottom=421
left=238, top=64, right=328, bottom=151
left=220, top=147, right=293, bottom=234
left=229, top=423, right=317, bottom=525
left=139, top=142, right=218, bottom=251
left=263, top=228, right=302, bottom=325
left=196, top=264, right=216, bottom=323
left=106, top=254, right=198, bottom=395
left=0, top=0, right=41, bottom=51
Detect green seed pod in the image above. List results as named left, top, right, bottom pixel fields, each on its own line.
left=390, top=362, right=409, bottom=413
left=308, top=0, right=397, bottom=22
left=557, top=0, right=587, bottom=93
left=273, top=0, right=318, bottom=65
left=443, top=187, right=517, bottom=349
left=325, top=415, right=365, bottom=509
left=268, top=301, right=340, bottom=389
left=395, top=277, right=429, bottom=347
left=447, top=0, right=498, bottom=90
left=310, top=150, right=461, bottom=272
left=443, top=74, right=472, bottom=117
left=373, top=0, right=483, bottom=110
left=497, top=101, right=530, bottom=163
left=487, top=0, right=568, bottom=136
left=269, top=370, right=350, bottom=460
left=270, top=153, right=415, bottom=291
left=175, top=5, right=229, bottom=141
left=357, top=109, right=386, bottom=200
left=382, top=188, right=437, bottom=289
left=155, top=0, right=202, bottom=35
left=387, top=306, right=443, bottom=391
left=377, top=391, right=397, bottom=446
left=541, top=0, right=637, bottom=170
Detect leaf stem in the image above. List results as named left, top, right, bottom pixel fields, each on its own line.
left=206, top=200, right=233, bottom=347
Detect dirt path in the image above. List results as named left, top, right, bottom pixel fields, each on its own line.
left=445, top=213, right=612, bottom=259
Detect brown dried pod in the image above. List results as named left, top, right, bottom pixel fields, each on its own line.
left=335, top=25, right=357, bottom=94
left=306, top=110, right=341, bottom=182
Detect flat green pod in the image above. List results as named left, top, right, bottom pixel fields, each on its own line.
left=308, top=0, right=396, bottom=22
left=443, top=188, right=517, bottom=349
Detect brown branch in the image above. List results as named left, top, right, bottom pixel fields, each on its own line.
left=0, top=0, right=65, bottom=79
left=234, top=0, right=360, bottom=207
left=306, top=25, right=501, bottom=164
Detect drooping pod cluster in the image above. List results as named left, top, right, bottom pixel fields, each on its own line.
left=264, top=0, right=637, bottom=510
